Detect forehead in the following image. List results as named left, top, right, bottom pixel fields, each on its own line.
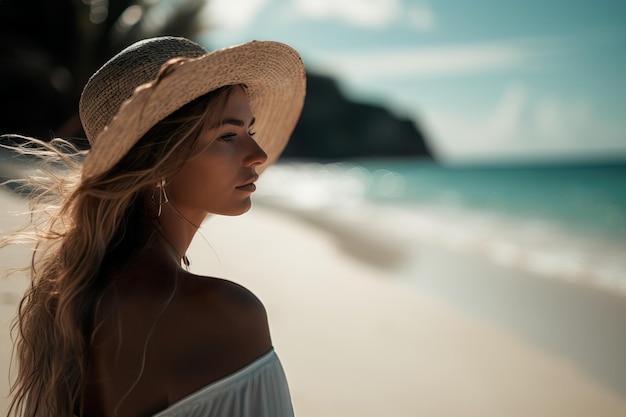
left=203, top=86, right=254, bottom=132
left=220, top=86, right=252, bottom=119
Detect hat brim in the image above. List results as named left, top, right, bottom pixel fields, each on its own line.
left=82, top=41, right=306, bottom=179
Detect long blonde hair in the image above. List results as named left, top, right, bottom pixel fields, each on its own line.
left=2, top=83, right=238, bottom=417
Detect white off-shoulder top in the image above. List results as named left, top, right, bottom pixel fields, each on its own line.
left=152, top=349, right=294, bottom=417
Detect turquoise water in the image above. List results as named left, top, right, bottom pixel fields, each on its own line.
left=258, top=160, right=626, bottom=295
left=357, top=160, right=626, bottom=243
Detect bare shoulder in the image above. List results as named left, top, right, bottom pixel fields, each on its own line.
left=179, top=272, right=269, bottom=329
left=109, top=263, right=271, bottom=349
left=84, top=256, right=274, bottom=415
left=154, top=272, right=273, bottom=400
left=167, top=271, right=272, bottom=350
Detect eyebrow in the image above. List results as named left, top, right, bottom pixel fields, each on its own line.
left=213, top=117, right=256, bottom=129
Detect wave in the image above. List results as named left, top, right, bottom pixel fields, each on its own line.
left=256, top=163, right=626, bottom=296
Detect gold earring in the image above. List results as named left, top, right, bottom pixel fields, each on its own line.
left=150, top=179, right=169, bottom=219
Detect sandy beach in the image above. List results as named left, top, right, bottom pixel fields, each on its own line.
left=2, top=186, right=626, bottom=416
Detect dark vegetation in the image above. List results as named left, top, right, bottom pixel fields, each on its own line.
left=0, top=0, right=432, bottom=160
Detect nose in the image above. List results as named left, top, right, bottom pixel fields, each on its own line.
left=244, top=135, right=268, bottom=167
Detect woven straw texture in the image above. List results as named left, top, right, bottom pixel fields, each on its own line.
left=79, top=37, right=306, bottom=178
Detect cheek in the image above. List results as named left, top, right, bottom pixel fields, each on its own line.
left=168, top=158, right=226, bottom=205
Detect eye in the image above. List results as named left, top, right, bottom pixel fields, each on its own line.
left=248, top=130, right=257, bottom=137
left=219, top=133, right=236, bottom=142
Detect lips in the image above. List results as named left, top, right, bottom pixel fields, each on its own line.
left=236, top=183, right=256, bottom=192
left=236, top=174, right=259, bottom=192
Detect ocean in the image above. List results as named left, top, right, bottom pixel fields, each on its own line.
left=256, top=160, right=626, bottom=296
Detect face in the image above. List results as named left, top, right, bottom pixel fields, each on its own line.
left=166, top=86, right=268, bottom=221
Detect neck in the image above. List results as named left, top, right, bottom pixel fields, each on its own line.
left=151, top=202, right=205, bottom=266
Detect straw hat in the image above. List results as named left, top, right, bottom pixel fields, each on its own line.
left=79, top=37, right=306, bottom=178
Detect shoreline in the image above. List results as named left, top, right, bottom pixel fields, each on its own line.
left=251, top=196, right=626, bottom=398
left=254, top=163, right=626, bottom=298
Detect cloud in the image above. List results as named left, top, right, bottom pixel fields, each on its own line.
left=293, top=0, right=399, bottom=27
left=533, top=97, right=593, bottom=140
left=422, top=84, right=626, bottom=161
left=407, top=4, right=436, bottom=31
left=422, top=84, right=528, bottom=159
left=204, top=0, right=268, bottom=30
left=311, top=39, right=557, bottom=79
left=292, top=0, right=435, bottom=30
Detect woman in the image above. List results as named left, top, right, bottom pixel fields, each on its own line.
left=2, top=36, right=305, bottom=417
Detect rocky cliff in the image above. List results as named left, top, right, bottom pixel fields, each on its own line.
left=283, top=73, right=433, bottom=160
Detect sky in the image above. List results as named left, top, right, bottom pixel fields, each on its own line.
left=197, top=0, right=626, bottom=163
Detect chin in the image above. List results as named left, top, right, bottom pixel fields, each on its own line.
left=218, top=200, right=252, bottom=216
